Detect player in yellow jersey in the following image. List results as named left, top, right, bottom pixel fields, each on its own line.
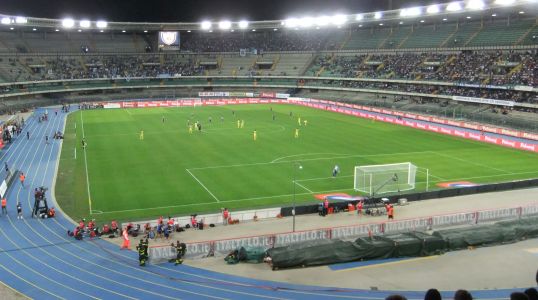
left=303, top=120, right=308, bottom=126
left=237, top=119, right=241, bottom=128
left=295, top=128, right=299, bottom=138
left=241, top=120, right=245, bottom=128
left=188, top=124, right=193, bottom=134
left=139, top=130, right=144, bottom=140
left=297, top=117, right=301, bottom=126
left=253, top=130, right=257, bottom=141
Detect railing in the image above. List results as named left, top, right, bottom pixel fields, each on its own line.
left=147, top=203, right=538, bottom=261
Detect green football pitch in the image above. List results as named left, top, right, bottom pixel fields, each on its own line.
left=55, top=104, right=538, bottom=222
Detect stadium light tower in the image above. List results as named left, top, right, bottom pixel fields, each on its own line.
left=62, top=18, right=75, bottom=28
left=331, top=14, right=347, bottom=26
left=315, top=16, right=331, bottom=26
left=201, top=21, right=212, bottom=30
left=446, top=2, right=463, bottom=11
left=218, top=20, right=231, bottom=30
left=426, top=5, right=441, bottom=14
left=494, top=0, right=515, bottom=5
left=467, top=0, right=485, bottom=10
left=15, top=17, right=27, bottom=24
left=96, top=21, right=108, bottom=28
left=238, top=20, right=249, bottom=29
left=79, top=20, right=91, bottom=28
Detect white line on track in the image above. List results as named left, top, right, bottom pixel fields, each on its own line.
left=186, top=168, right=220, bottom=202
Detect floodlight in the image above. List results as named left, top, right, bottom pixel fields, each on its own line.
left=78, top=29, right=82, bottom=32
left=284, top=18, right=300, bottom=27
left=143, top=30, right=148, bottom=33
left=96, top=21, right=108, bottom=28
left=491, top=13, right=497, bottom=16
left=218, top=20, right=231, bottom=30
left=401, top=7, right=422, bottom=17
left=251, top=29, right=256, bottom=31
left=494, top=0, right=515, bottom=5
left=55, top=29, right=60, bottom=32
left=374, top=12, right=382, bottom=19
left=426, top=5, right=441, bottom=14
left=9, top=27, right=14, bottom=30
left=331, top=14, right=347, bottom=26
left=230, top=29, right=234, bottom=32
left=273, top=28, right=278, bottom=31
left=519, top=11, right=525, bottom=14
left=467, top=0, right=485, bottom=10
left=238, top=20, right=249, bottom=29
left=355, top=14, right=363, bottom=21
left=187, top=30, right=191, bottom=32
left=1, top=17, right=11, bottom=25
left=201, top=21, right=212, bottom=30
left=99, top=30, right=104, bottom=32
left=315, top=16, right=331, bottom=26
left=208, top=30, right=213, bottom=32
left=15, top=17, right=27, bottom=24
left=79, top=20, right=90, bottom=28
left=62, top=18, right=75, bottom=28
left=32, top=28, right=36, bottom=31
left=122, top=30, right=126, bottom=33
left=299, top=17, right=314, bottom=27
left=379, top=23, right=384, bottom=26
left=446, top=2, right=462, bottom=11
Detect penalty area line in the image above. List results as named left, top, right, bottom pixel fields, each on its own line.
left=185, top=168, right=220, bottom=203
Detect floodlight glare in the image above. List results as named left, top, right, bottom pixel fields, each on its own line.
left=446, top=2, right=463, bottom=11
left=374, top=12, right=383, bottom=19
left=426, top=5, right=441, bottom=14
left=79, top=20, right=90, bottom=28
left=315, top=16, right=331, bottom=26
left=494, top=0, right=515, bottom=5
left=401, top=7, right=422, bottom=17
left=218, top=20, right=231, bottom=30
left=284, top=18, right=300, bottom=27
left=299, top=16, right=314, bottom=27
left=62, top=18, right=75, bottom=28
left=331, top=14, right=347, bottom=25
left=467, top=0, right=485, bottom=10
left=201, top=21, right=212, bottom=30
left=238, top=20, right=249, bottom=29
left=355, top=14, right=363, bottom=21
left=96, top=21, right=108, bottom=28
left=1, top=17, right=11, bottom=25
left=15, top=17, right=27, bottom=24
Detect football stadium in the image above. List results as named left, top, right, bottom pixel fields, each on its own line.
left=0, top=0, right=537, bottom=299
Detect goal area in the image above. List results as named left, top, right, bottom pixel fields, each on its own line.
left=354, top=162, right=417, bottom=196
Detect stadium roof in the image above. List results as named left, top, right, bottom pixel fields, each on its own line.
left=0, top=0, right=536, bottom=33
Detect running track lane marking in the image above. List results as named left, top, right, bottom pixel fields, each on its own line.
left=80, top=111, right=93, bottom=214
left=186, top=168, right=220, bottom=202
left=333, top=256, right=439, bottom=272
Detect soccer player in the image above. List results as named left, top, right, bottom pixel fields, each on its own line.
left=303, top=120, right=308, bottom=126
left=295, top=128, right=299, bottom=138
left=139, top=130, right=144, bottom=140
left=272, top=114, right=276, bottom=121
left=332, top=165, right=340, bottom=177
left=220, top=116, right=224, bottom=122
left=298, top=117, right=301, bottom=126
left=162, top=116, right=165, bottom=123
left=188, top=124, right=193, bottom=134
left=253, top=130, right=257, bottom=141
left=240, top=120, right=245, bottom=128
left=208, top=116, right=212, bottom=124
left=237, top=120, right=241, bottom=128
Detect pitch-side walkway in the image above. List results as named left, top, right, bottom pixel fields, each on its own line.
left=0, top=108, right=534, bottom=299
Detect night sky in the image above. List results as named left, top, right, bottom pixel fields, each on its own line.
left=0, top=0, right=448, bottom=22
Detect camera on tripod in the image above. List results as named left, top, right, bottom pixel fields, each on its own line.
left=33, top=186, right=49, bottom=218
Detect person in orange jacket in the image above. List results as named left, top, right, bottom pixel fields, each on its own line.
left=19, top=172, right=25, bottom=188
left=387, top=205, right=394, bottom=220
left=121, top=227, right=130, bottom=250
left=1, top=197, right=7, bottom=215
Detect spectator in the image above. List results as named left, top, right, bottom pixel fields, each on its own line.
left=511, top=292, right=530, bottom=300
left=386, top=295, right=408, bottom=300
left=454, top=290, right=473, bottom=300
left=524, top=288, right=538, bottom=300
left=424, top=289, right=442, bottom=300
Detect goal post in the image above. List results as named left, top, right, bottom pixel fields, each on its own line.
left=354, top=162, right=418, bottom=196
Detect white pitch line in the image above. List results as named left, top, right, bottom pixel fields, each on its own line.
left=430, top=151, right=511, bottom=174
left=185, top=168, right=220, bottom=202
left=294, top=181, right=313, bottom=193
left=296, top=175, right=354, bottom=182
left=189, top=150, right=435, bottom=171
left=80, top=111, right=93, bottom=214
left=89, top=170, right=538, bottom=215
left=271, top=152, right=347, bottom=163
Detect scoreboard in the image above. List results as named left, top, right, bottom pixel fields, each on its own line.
left=158, top=31, right=180, bottom=50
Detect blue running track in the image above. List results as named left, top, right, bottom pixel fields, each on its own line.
left=0, top=108, right=529, bottom=299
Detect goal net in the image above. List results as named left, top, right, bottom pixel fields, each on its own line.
left=354, top=162, right=417, bottom=196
